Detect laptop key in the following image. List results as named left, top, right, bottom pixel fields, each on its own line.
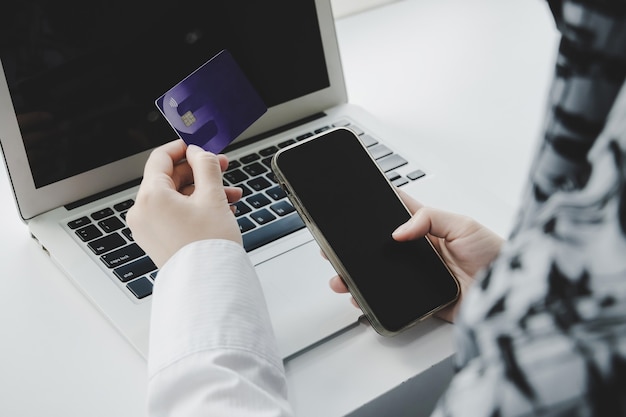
left=392, top=177, right=409, bottom=187
left=278, top=139, right=296, bottom=148
left=242, top=213, right=306, bottom=252
left=235, top=183, right=253, bottom=197
left=126, top=277, right=153, bottom=299
left=238, top=217, right=256, bottom=233
left=247, top=177, right=271, bottom=192
left=377, top=154, right=408, bottom=172
left=75, top=224, right=103, bottom=242
left=227, top=160, right=241, bottom=170
left=347, top=125, right=365, bottom=136
left=296, top=132, right=313, bottom=141
left=98, top=216, right=125, bottom=233
left=242, top=162, right=268, bottom=177
left=113, top=256, right=157, bottom=283
left=101, top=243, right=145, bottom=268
left=332, top=119, right=350, bottom=127
left=266, top=185, right=287, bottom=201
left=359, top=134, right=378, bottom=147
left=270, top=201, right=295, bottom=216
left=91, top=208, right=114, bottom=220
left=113, top=199, right=134, bottom=212
left=261, top=156, right=273, bottom=168
left=88, top=233, right=126, bottom=255
left=369, top=144, right=392, bottom=160
left=224, top=169, right=249, bottom=184
left=121, top=228, right=133, bottom=241
left=259, top=145, right=279, bottom=157
left=407, top=169, right=426, bottom=180
left=246, top=194, right=271, bottom=209
left=240, top=153, right=260, bottom=164
left=67, top=216, right=91, bottom=229
left=233, top=201, right=252, bottom=217
left=386, top=171, right=401, bottom=181
left=267, top=172, right=278, bottom=183
left=251, top=208, right=276, bottom=225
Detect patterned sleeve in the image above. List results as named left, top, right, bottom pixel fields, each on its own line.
left=432, top=1, right=626, bottom=416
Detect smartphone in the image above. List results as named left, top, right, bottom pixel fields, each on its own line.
left=271, top=127, right=459, bottom=336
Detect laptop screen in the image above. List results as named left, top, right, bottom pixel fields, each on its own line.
left=0, top=0, right=329, bottom=189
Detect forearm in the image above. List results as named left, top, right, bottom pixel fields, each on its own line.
left=147, top=239, right=293, bottom=417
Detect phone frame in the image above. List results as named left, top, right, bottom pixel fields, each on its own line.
left=271, top=127, right=459, bottom=336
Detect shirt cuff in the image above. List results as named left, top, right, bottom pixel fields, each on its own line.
left=148, top=239, right=283, bottom=377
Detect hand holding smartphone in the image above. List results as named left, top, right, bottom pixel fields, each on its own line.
left=271, top=127, right=459, bottom=336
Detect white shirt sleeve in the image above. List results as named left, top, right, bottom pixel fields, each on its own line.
left=147, top=239, right=293, bottom=417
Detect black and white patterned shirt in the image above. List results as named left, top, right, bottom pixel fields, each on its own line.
left=433, top=1, right=626, bottom=415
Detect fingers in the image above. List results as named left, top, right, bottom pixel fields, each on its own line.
left=143, top=139, right=187, bottom=181
left=172, top=149, right=231, bottom=194
left=225, top=186, right=243, bottom=203
left=144, top=142, right=237, bottom=204
left=323, top=253, right=357, bottom=307
left=185, top=145, right=226, bottom=201
left=397, top=188, right=424, bottom=214
left=329, top=275, right=349, bottom=293
left=171, top=161, right=194, bottom=191
left=392, top=206, right=470, bottom=242
left=329, top=276, right=362, bottom=309
left=216, top=154, right=230, bottom=172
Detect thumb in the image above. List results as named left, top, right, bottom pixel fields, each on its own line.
left=392, top=207, right=463, bottom=242
left=185, top=145, right=225, bottom=199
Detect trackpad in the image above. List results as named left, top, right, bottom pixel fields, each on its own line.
left=255, top=240, right=361, bottom=359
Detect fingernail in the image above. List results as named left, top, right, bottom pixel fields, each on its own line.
left=392, top=221, right=410, bottom=237
left=188, top=145, right=215, bottom=156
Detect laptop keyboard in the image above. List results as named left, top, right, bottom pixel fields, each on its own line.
left=65, top=119, right=426, bottom=301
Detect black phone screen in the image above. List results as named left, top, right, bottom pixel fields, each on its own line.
left=273, top=128, right=459, bottom=334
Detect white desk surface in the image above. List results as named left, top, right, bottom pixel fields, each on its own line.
left=0, top=1, right=559, bottom=416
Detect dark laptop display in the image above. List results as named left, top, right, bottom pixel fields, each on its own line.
left=0, top=0, right=329, bottom=188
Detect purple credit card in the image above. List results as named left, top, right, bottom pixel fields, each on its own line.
left=155, top=49, right=267, bottom=153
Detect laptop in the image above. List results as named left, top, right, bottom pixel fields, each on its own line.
left=0, top=0, right=444, bottom=359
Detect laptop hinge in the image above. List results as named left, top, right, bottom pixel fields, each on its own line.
left=65, top=178, right=142, bottom=211
left=223, top=112, right=326, bottom=152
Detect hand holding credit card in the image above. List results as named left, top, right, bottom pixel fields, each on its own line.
left=155, top=49, right=267, bottom=153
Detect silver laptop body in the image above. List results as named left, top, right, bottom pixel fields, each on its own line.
left=0, top=0, right=444, bottom=359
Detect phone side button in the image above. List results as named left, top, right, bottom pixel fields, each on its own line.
left=242, top=213, right=306, bottom=252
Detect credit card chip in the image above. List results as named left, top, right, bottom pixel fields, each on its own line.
left=181, top=111, right=197, bottom=127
